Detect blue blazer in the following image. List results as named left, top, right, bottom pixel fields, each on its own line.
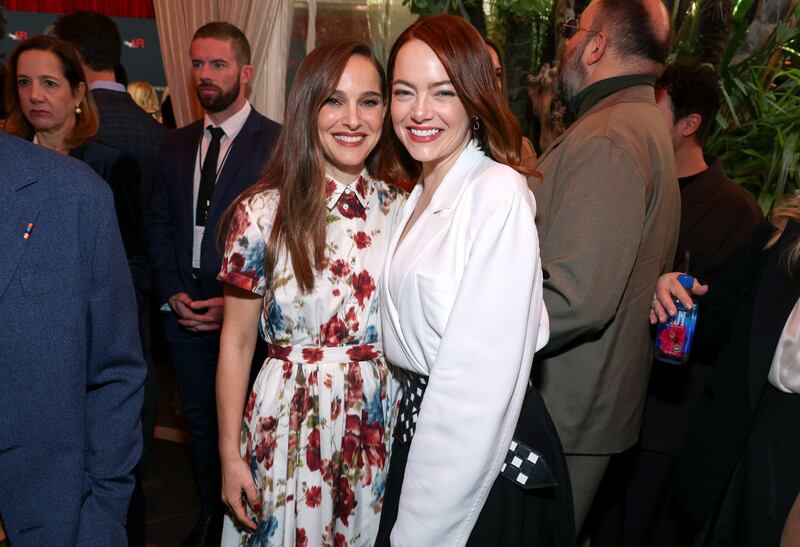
left=148, top=107, right=281, bottom=304
left=0, top=133, right=146, bottom=546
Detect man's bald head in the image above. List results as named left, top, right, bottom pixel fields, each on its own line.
left=594, top=0, right=672, bottom=70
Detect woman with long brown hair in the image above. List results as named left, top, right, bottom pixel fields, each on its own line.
left=375, top=14, right=574, bottom=547
left=215, top=40, right=404, bottom=546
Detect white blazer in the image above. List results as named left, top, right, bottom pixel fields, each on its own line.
left=381, top=140, right=549, bottom=546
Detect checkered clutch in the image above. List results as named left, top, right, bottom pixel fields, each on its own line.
left=500, top=439, right=557, bottom=489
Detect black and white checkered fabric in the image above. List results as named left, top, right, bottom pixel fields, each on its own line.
left=500, top=439, right=557, bottom=489
left=393, top=372, right=557, bottom=490
left=394, top=370, right=428, bottom=444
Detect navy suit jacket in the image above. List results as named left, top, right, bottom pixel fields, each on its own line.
left=148, top=107, right=280, bottom=304
left=92, top=88, right=167, bottom=209
left=70, top=139, right=149, bottom=293
left=0, top=133, right=146, bottom=546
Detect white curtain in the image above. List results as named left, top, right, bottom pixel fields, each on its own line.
left=366, top=0, right=416, bottom=66
left=153, top=0, right=293, bottom=127
left=306, top=0, right=318, bottom=54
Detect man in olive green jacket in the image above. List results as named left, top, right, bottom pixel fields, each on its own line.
left=529, top=0, right=680, bottom=534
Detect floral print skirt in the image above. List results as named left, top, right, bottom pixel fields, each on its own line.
left=221, top=343, right=399, bottom=547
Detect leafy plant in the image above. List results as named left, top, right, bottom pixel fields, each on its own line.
left=403, top=0, right=472, bottom=16
left=706, top=19, right=800, bottom=213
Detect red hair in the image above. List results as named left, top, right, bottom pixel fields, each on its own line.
left=378, top=14, right=538, bottom=185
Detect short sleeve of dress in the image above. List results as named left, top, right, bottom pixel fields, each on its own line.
left=218, top=198, right=267, bottom=295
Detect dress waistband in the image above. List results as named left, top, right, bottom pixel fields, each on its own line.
left=267, top=342, right=383, bottom=364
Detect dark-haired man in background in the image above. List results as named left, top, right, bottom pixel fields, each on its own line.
left=528, top=0, right=680, bottom=539
left=148, top=22, right=280, bottom=546
left=53, top=11, right=166, bottom=545
left=53, top=10, right=167, bottom=208
left=589, top=59, right=763, bottom=547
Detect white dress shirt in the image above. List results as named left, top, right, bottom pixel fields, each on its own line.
left=768, top=296, right=800, bottom=394
left=191, top=101, right=252, bottom=268
left=381, top=140, right=549, bottom=546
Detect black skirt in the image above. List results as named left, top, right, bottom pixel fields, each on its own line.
left=375, top=383, right=575, bottom=546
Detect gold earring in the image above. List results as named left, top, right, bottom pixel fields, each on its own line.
left=75, top=103, right=82, bottom=115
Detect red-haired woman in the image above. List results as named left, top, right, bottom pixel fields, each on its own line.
left=215, top=41, right=404, bottom=546
left=376, top=14, right=574, bottom=547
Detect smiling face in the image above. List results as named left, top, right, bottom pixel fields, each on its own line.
left=190, top=37, right=250, bottom=117
left=390, top=39, right=471, bottom=178
left=16, top=49, right=84, bottom=137
left=317, top=54, right=385, bottom=183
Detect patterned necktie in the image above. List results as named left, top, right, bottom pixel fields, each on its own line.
left=196, top=126, right=225, bottom=226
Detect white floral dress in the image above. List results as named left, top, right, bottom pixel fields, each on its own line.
left=218, top=172, right=405, bottom=547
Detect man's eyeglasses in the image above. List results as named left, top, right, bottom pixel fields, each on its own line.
left=561, top=18, right=600, bottom=39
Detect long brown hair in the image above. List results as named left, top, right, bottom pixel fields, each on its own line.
left=378, top=14, right=538, bottom=185
left=217, top=40, right=386, bottom=293
left=766, top=195, right=800, bottom=273
left=4, top=35, right=99, bottom=150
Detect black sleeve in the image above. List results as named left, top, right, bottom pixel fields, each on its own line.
left=106, top=154, right=145, bottom=258
left=692, top=220, right=775, bottom=364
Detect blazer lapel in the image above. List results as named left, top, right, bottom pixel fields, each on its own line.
left=0, top=179, right=40, bottom=301
left=391, top=141, right=484, bottom=291
left=383, top=186, right=421, bottom=327
left=381, top=184, right=429, bottom=371
left=535, top=121, right=574, bottom=167
left=179, top=123, right=204, bottom=235
left=748, top=221, right=800, bottom=407
left=207, top=112, right=261, bottom=222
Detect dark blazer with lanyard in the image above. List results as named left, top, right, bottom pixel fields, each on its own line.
left=147, top=105, right=280, bottom=517
left=672, top=219, right=800, bottom=544
left=149, top=108, right=280, bottom=305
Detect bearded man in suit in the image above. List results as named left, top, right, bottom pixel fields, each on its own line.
left=529, top=0, right=680, bottom=538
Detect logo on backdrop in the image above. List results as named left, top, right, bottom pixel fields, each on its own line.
left=124, top=38, right=146, bottom=49
left=9, top=31, right=29, bottom=41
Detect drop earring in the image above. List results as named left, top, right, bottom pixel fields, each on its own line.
left=473, top=117, right=480, bottom=132
left=75, top=103, right=82, bottom=114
